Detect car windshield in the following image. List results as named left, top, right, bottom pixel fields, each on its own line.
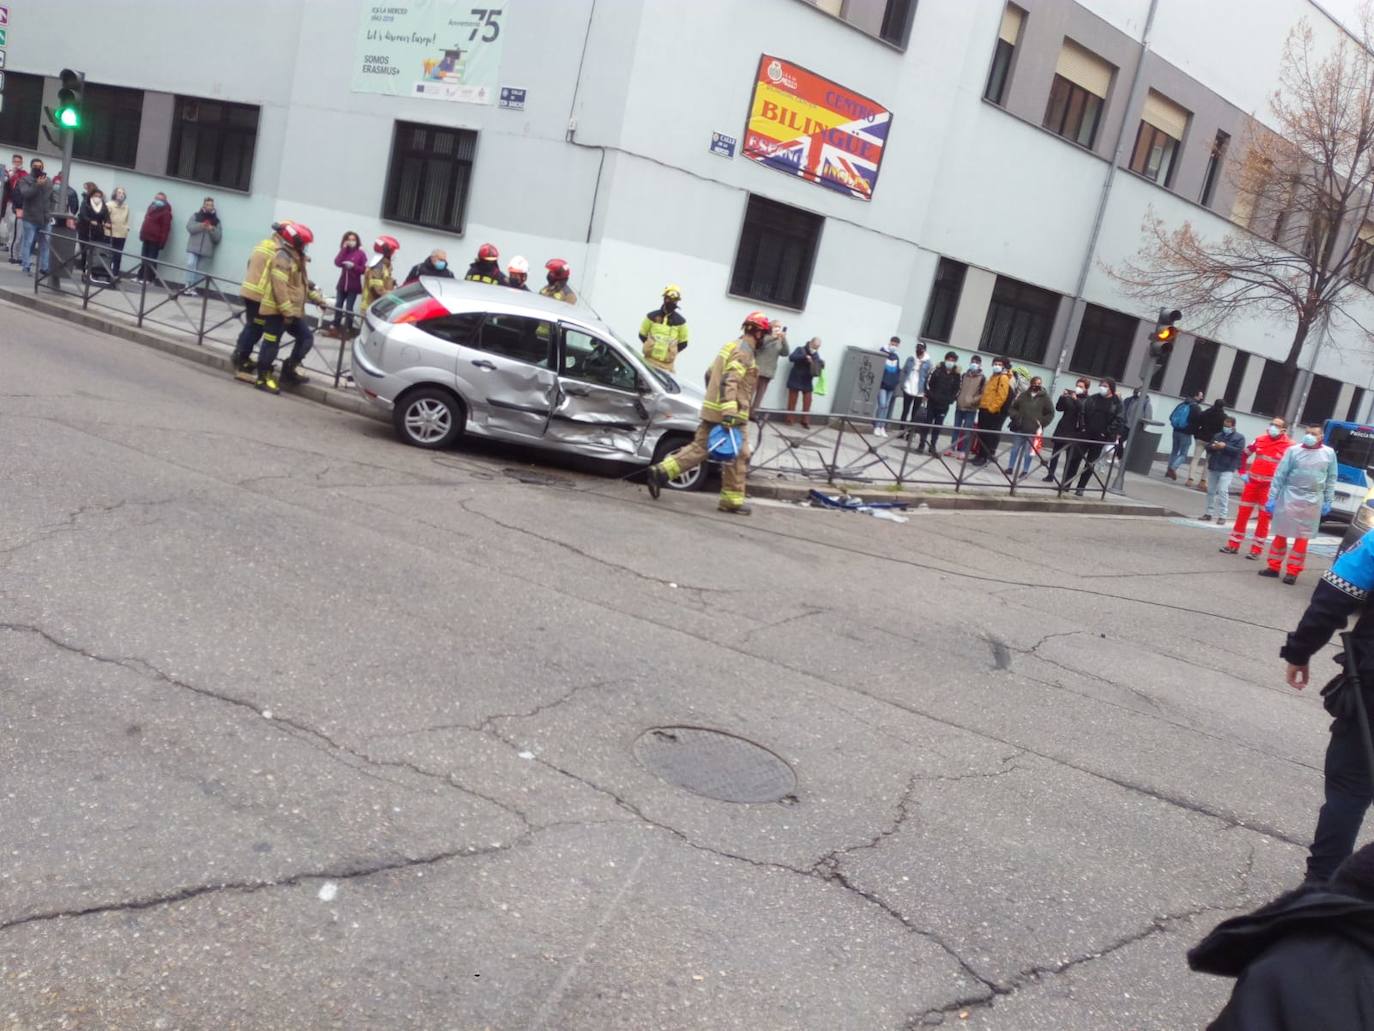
left=585, top=324, right=680, bottom=393
left=1329, top=424, right=1374, bottom=472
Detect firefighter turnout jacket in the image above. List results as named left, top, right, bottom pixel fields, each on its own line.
left=464, top=259, right=507, bottom=286
left=260, top=246, right=323, bottom=320
left=240, top=234, right=284, bottom=303
left=639, top=307, right=689, bottom=372
left=361, top=258, right=394, bottom=312
left=540, top=283, right=578, bottom=305
left=701, top=338, right=758, bottom=426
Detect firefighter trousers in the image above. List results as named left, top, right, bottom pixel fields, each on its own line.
left=659, top=421, right=750, bottom=510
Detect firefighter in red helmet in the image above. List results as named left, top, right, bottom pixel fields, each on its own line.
left=256, top=221, right=325, bottom=394
left=540, top=257, right=577, bottom=304
left=646, top=311, right=768, bottom=515
left=361, top=234, right=400, bottom=313
left=465, top=242, right=507, bottom=285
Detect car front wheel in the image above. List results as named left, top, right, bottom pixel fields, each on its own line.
left=394, top=387, right=465, bottom=450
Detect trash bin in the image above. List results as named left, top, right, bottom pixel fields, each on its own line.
left=1126, top=421, right=1163, bottom=475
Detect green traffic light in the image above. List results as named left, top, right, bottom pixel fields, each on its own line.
left=57, top=107, right=79, bottom=129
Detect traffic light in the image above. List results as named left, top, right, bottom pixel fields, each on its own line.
left=46, top=68, right=83, bottom=134
left=1148, top=307, right=1182, bottom=360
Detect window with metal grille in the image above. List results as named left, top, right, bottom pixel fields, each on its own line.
left=167, top=96, right=259, bottom=191
left=0, top=71, right=43, bottom=149
left=382, top=121, right=477, bottom=233
left=979, top=275, right=1059, bottom=362
left=73, top=83, right=143, bottom=169
left=1180, top=338, right=1218, bottom=398
left=1070, top=304, right=1137, bottom=381
left=1044, top=76, right=1104, bottom=148
left=920, top=258, right=966, bottom=342
left=730, top=194, right=824, bottom=309
left=1252, top=359, right=1288, bottom=417
left=1301, top=373, right=1341, bottom=424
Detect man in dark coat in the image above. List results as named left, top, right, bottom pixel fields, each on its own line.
left=1188, top=398, right=1229, bottom=490
left=1190, top=840, right=1374, bottom=1028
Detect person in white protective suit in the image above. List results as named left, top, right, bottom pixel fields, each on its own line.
left=1258, top=422, right=1338, bottom=585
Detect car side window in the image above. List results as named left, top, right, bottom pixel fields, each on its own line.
left=419, top=313, right=482, bottom=347
left=476, top=314, right=554, bottom=367
left=562, top=328, right=639, bottom=393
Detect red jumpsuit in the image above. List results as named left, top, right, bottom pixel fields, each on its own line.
left=1224, top=432, right=1293, bottom=554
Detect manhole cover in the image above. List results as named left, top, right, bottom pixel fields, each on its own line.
left=633, top=726, right=796, bottom=803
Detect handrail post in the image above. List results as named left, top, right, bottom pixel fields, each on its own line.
left=829, top=418, right=844, bottom=486
left=956, top=444, right=970, bottom=493
left=197, top=289, right=209, bottom=346
left=1102, top=443, right=1119, bottom=499
left=137, top=270, right=148, bottom=326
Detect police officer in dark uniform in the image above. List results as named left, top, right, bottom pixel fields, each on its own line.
left=1282, top=532, right=1374, bottom=882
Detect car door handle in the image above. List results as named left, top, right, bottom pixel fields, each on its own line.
left=471, top=359, right=497, bottom=371
left=563, top=384, right=591, bottom=397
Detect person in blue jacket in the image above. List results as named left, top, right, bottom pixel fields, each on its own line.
left=874, top=336, right=901, bottom=436
left=1282, top=529, right=1374, bottom=882
left=1199, top=416, right=1245, bottom=524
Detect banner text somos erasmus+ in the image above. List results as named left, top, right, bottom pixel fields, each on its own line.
left=353, top=1, right=507, bottom=105
left=743, top=55, right=891, bottom=202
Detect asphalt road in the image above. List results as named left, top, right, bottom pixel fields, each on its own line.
left=0, top=301, right=1346, bottom=1030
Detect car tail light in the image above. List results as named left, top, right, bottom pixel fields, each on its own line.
left=391, top=296, right=450, bottom=324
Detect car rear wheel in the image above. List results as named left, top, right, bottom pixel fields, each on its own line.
left=652, top=434, right=707, bottom=492
left=394, top=387, right=465, bottom=450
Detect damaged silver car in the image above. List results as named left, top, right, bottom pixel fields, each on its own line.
left=351, top=279, right=708, bottom=489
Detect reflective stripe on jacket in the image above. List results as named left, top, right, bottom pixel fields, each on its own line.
left=639, top=308, right=689, bottom=371
left=259, top=246, right=320, bottom=319
left=700, top=338, right=757, bottom=425
left=240, top=235, right=281, bottom=302
left=361, top=258, right=394, bottom=311
left=540, top=283, right=578, bottom=305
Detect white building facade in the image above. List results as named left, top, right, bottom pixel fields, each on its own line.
left=4, top=0, right=1374, bottom=439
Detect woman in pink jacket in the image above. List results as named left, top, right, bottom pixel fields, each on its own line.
left=324, top=230, right=367, bottom=337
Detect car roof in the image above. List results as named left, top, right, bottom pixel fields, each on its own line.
left=422, top=276, right=610, bottom=333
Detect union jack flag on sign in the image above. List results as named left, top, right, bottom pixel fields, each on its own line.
left=742, top=55, right=892, bottom=202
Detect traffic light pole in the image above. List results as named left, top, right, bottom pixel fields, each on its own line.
left=48, top=71, right=82, bottom=288
left=1110, top=348, right=1156, bottom=494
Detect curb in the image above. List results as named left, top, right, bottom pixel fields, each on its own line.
left=748, top=479, right=1170, bottom=517
left=0, top=284, right=387, bottom=424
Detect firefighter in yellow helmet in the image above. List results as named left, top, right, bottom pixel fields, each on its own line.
left=645, top=311, right=768, bottom=515
left=639, top=284, right=689, bottom=373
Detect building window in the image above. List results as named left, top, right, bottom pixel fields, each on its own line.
left=1302, top=374, right=1341, bottom=424
left=167, top=96, right=259, bottom=191
left=1180, top=338, right=1218, bottom=398
left=1149, top=350, right=1170, bottom=391
left=980, top=275, right=1060, bottom=362
left=801, top=0, right=915, bottom=47
left=0, top=71, right=44, bottom=149
left=1043, top=41, right=1113, bottom=149
left=1306, top=204, right=1336, bottom=263
left=1348, top=386, right=1367, bottom=422
left=1199, top=130, right=1229, bottom=207
left=382, top=121, right=477, bottom=233
left=1070, top=304, right=1136, bottom=381
left=985, top=5, right=1024, bottom=105
left=1252, top=359, right=1287, bottom=416
left=73, top=83, right=143, bottom=169
left=730, top=194, right=824, bottom=310
left=1224, top=351, right=1249, bottom=407
left=1352, top=226, right=1374, bottom=285
left=878, top=0, right=916, bottom=46
left=921, top=258, right=967, bottom=342
left=1129, top=91, right=1188, bottom=187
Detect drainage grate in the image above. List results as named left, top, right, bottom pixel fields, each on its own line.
left=634, top=726, right=796, bottom=803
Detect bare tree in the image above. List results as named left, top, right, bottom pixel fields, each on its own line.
left=1112, top=12, right=1374, bottom=420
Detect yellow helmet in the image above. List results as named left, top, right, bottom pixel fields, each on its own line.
left=663, top=284, right=682, bottom=301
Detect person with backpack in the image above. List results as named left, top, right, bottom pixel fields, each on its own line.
left=1189, top=398, right=1229, bottom=491
left=969, top=357, right=1014, bottom=467
left=1166, top=391, right=1204, bottom=480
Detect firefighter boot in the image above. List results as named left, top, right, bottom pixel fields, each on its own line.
left=256, top=365, right=281, bottom=395
left=281, top=361, right=309, bottom=388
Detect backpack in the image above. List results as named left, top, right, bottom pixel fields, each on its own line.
left=1170, top=401, right=1192, bottom=430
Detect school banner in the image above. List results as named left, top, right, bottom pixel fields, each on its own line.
left=742, top=55, right=891, bottom=202
left=353, top=1, right=508, bottom=105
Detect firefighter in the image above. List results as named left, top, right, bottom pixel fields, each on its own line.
left=256, top=222, right=325, bottom=395
left=1259, top=423, right=1338, bottom=583
left=645, top=311, right=769, bottom=515
left=540, top=258, right=577, bottom=304
left=464, top=242, right=506, bottom=285
left=361, top=235, right=399, bottom=313
left=639, top=284, right=689, bottom=373
left=1221, top=416, right=1294, bottom=556
left=231, top=220, right=292, bottom=374
left=507, top=255, right=530, bottom=290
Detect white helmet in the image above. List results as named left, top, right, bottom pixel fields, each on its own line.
left=508, top=255, right=529, bottom=275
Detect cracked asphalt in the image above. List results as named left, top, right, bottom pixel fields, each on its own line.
left=0, top=302, right=1348, bottom=1029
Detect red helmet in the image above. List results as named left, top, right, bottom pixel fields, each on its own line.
left=478, top=242, right=500, bottom=262
left=742, top=310, right=772, bottom=335
left=279, top=222, right=314, bottom=250
left=545, top=257, right=570, bottom=281
left=373, top=234, right=400, bottom=256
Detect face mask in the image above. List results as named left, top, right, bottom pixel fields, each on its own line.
left=944, top=360, right=954, bottom=369
left=1097, top=386, right=1109, bottom=396
left=969, top=364, right=981, bottom=372
left=1224, top=425, right=1236, bottom=434
left=153, top=199, right=165, bottom=207
left=433, top=260, right=447, bottom=270
left=992, top=365, right=1003, bottom=374
left=1030, top=385, right=1042, bottom=393
left=1303, top=433, right=1319, bottom=447
left=1268, top=425, right=1282, bottom=438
